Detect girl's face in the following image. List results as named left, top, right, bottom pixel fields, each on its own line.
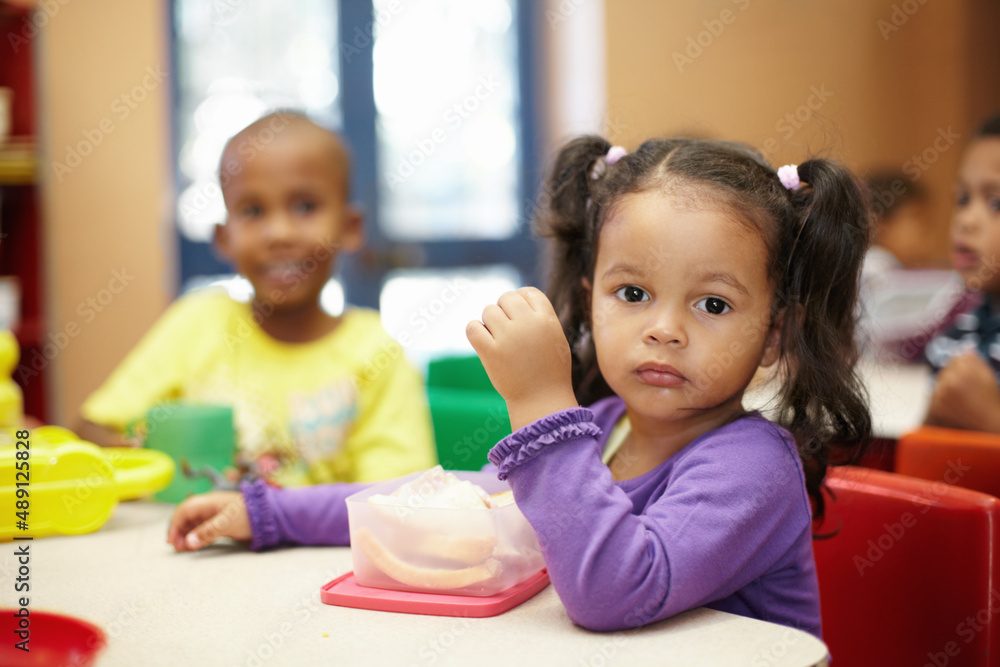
left=952, top=137, right=1000, bottom=294
left=588, top=190, right=780, bottom=429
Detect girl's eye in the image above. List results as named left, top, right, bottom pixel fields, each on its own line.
left=696, top=297, right=730, bottom=315
left=955, top=191, right=970, bottom=208
left=292, top=200, right=317, bottom=215
left=989, top=197, right=1000, bottom=213
left=242, top=204, right=263, bottom=218
left=614, top=285, right=649, bottom=303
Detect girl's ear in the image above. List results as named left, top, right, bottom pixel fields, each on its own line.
left=759, top=316, right=783, bottom=368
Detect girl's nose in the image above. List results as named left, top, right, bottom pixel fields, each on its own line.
left=642, top=306, right=687, bottom=347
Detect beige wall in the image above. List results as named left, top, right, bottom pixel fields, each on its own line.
left=38, top=0, right=173, bottom=425
left=34, top=0, right=1000, bottom=424
left=604, top=0, right=1000, bottom=263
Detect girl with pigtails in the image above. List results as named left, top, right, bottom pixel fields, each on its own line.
left=167, top=133, right=871, bottom=641
left=467, top=136, right=872, bottom=637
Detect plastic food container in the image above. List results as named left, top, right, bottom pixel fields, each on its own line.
left=346, top=470, right=545, bottom=597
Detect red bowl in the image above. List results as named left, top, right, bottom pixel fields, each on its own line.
left=0, top=608, right=106, bottom=667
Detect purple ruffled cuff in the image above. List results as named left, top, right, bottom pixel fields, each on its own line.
left=488, top=407, right=601, bottom=480
left=241, top=479, right=281, bottom=552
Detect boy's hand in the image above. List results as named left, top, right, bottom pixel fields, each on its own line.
left=925, top=351, right=1000, bottom=434
left=466, top=287, right=577, bottom=431
left=167, top=491, right=252, bottom=551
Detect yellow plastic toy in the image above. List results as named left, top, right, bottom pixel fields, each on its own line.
left=0, top=329, right=23, bottom=428
left=0, top=426, right=175, bottom=541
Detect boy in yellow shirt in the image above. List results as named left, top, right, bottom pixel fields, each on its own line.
left=78, top=112, right=436, bottom=485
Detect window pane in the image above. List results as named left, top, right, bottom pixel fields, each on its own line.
left=173, top=0, right=340, bottom=242
left=373, top=0, right=520, bottom=241
left=380, top=265, right=520, bottom=367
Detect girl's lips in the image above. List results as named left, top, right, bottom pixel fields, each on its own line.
left=636, top=363, right=686, bottom=388
left=952, top=246, right=979, bottom=271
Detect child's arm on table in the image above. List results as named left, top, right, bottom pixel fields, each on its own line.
left=76, top=419, right=141, bottom=447
left=469, top=288, right=810, bottom=631
left=925, top=351, right=1000, bottom=433
left=168, top=481, right=370, bottom=552
left=489, top=416, right=809, bottom=631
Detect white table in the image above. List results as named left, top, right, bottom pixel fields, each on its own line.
left=746, top=361, right=933, bottom=440
left=856, top=361, right=933, bottom=439
left=6, top=502, right=830, bottom=666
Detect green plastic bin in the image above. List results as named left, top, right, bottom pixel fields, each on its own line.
left=426, top=356, right=511, bottom=470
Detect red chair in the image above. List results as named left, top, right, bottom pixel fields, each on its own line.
left=896, top=426, right=1000, bottom=498
left=814, top=466, right=1000, bottom=666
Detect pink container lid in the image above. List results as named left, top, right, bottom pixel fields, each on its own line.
left=320, top=569, right=550, bottom=618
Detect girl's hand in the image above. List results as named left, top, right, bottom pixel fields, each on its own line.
left=167, top=491, right=252, bottom=551
left=925, top=351, right=1000, bottom=433
left=466, top=287, right=577, bottom=431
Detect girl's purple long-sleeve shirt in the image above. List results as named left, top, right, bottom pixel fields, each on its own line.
left=241, top=396, right=820, bottom=638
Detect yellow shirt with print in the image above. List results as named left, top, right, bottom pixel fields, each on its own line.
left=81, top=289, right=436, bottom=486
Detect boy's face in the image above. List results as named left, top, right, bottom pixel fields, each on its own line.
left=952, top=137, right=1000, bottom=293
left=216, top=130, right=361, bottom=312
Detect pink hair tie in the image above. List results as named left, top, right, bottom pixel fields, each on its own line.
left=777, top=164, right=801, bottom=191
left=605, top=145, right=627, bottom=165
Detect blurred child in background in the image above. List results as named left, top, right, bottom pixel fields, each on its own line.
left=77, top=112, right=436, bottom=485
left=865, top=171, right=932, bottom=272
left=924, top=113, right=1000, bottom=433
left=858, top=171, right=972, bottom=362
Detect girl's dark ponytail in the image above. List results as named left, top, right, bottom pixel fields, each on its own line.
left=534, top=135, right=872, bottom=521
left=538, top=135, right=614, bottom=403
left=775, top=158, right=872, bottom=519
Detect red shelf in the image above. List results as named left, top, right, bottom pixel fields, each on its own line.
left=0, top=7, right=45, bottom=422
